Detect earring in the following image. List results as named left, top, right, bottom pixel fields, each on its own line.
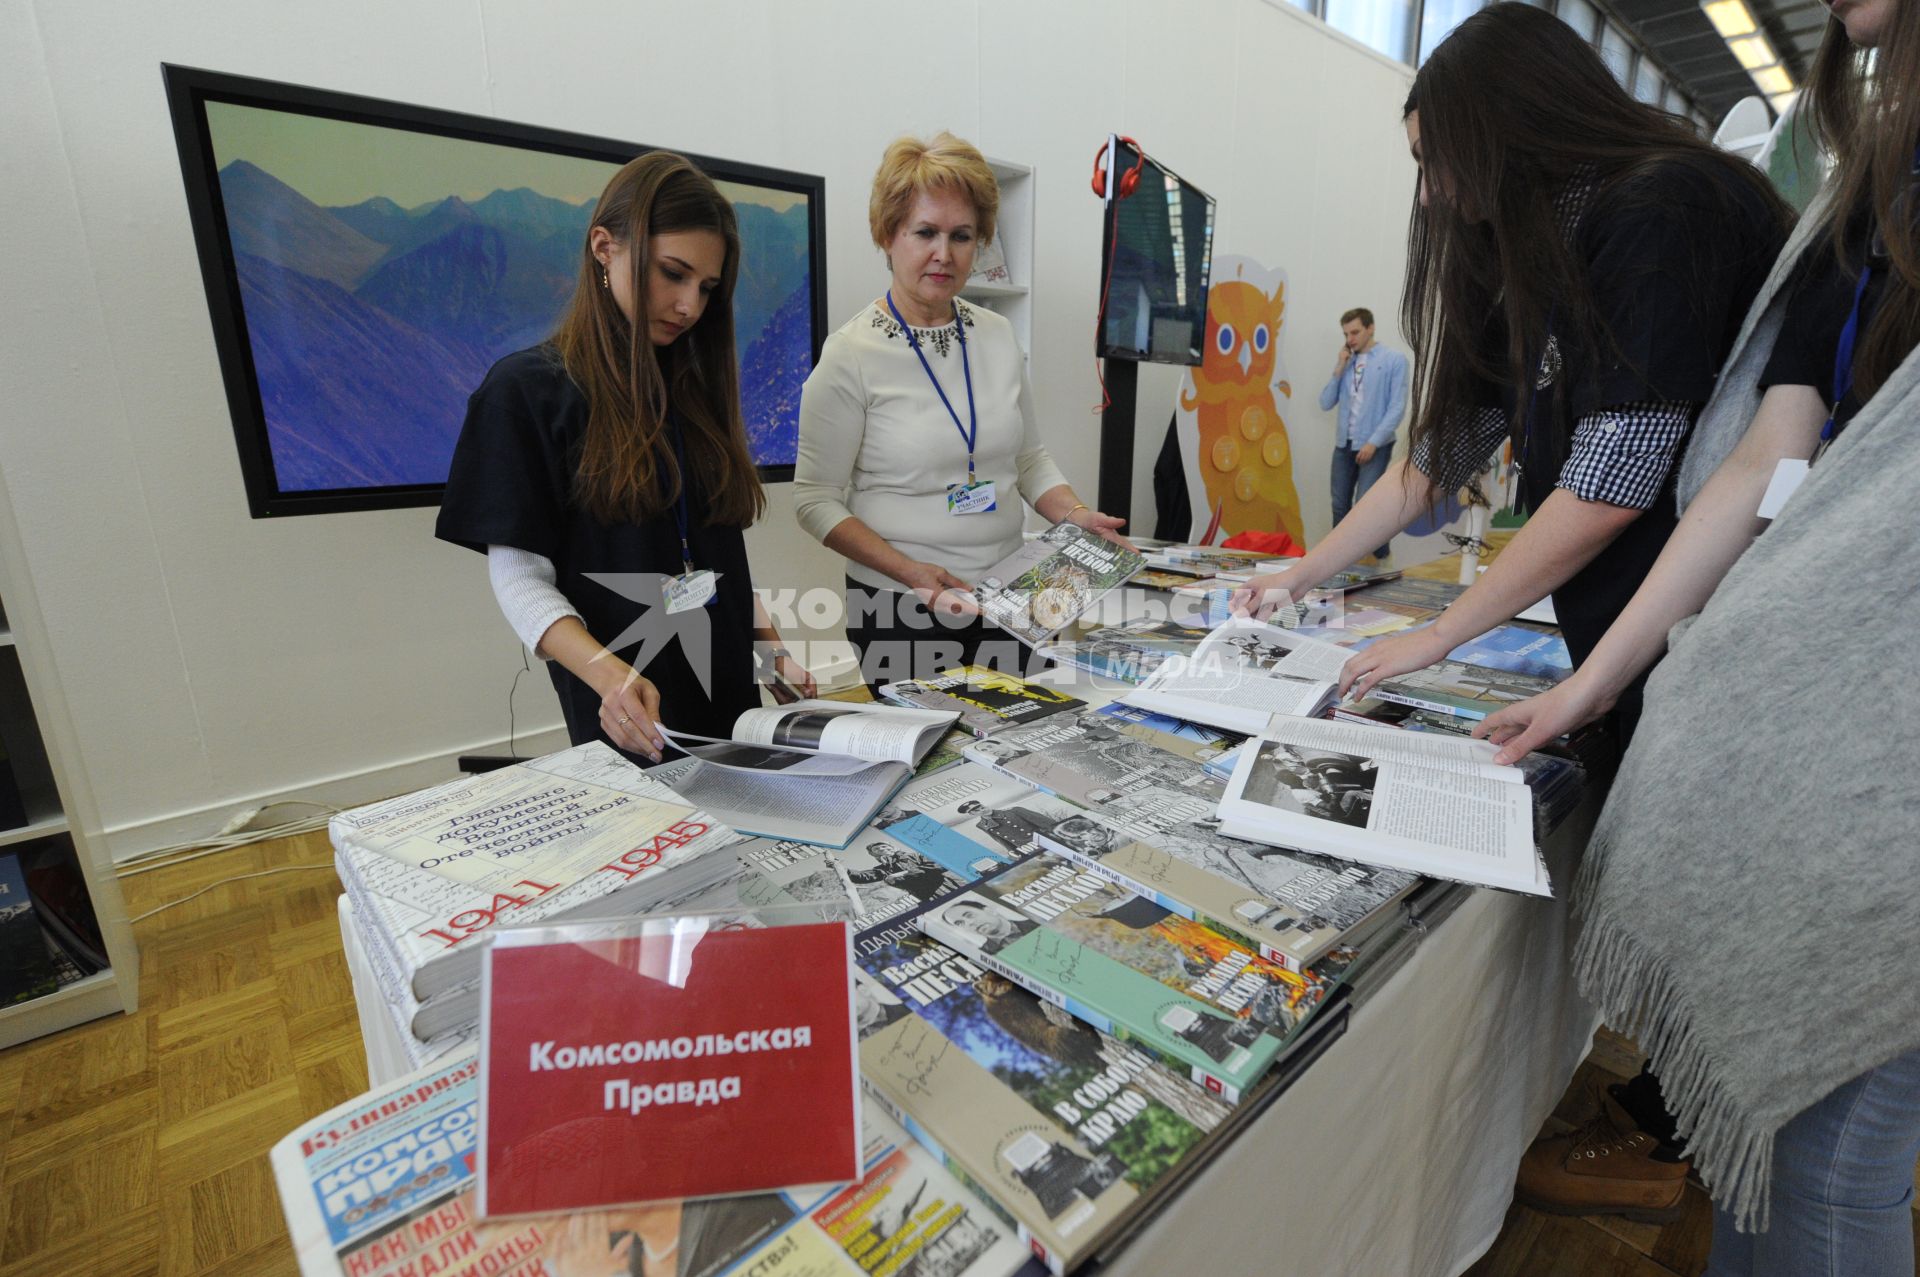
left=600, top=264, right=610, bottom=290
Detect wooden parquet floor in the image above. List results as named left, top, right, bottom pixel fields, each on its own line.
left=1, top=827, right=1912, bottom=1275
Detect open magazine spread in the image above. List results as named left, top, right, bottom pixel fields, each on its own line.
left=880, top=666, right=1086, bottom=740
left=854, top=920, right=1231, bottom=1271
left=651, top=701, right=957, bottom=848
left=271, top=1052, right=1029, bottom=1277
left=330, top=743, right=737, bottom=1000
left=959, top=709, right=1415, bottom=971
left=910, top=854, right=1300, bottom=1101
left=1120, top=619, right=1347, bottom=735
left=1218, top=714, right=1548, bottom=896
left=973, top=521, right=1144, bottom=646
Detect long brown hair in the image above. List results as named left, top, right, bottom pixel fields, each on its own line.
left=1803, top=3, right=1920, bottom=405
left=552, top=151, right=764, bottom=526
left=1400, top=3, right=1790, bottom=479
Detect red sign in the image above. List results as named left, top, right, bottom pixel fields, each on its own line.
left=477, top=919, right=859, bottom=1217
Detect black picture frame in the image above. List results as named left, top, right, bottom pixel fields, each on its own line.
left=162, top=64, right=827, bottom=518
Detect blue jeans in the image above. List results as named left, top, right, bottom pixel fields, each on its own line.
left=1330, top=441, right=1394, bottom=559
left=1704, top=1045, right=1920, bottom=1277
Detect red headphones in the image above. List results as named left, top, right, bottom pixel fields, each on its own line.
left=1091, top=135, right=1147, bottom=199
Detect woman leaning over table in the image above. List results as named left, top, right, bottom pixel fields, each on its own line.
left=436, top=152, right=815, bottom=766
left=794, top=132, right=1129, bottom=688
left=1472, top=0, right=1920, bottom=1269
left=1231, top=4, right=1789, bottom=751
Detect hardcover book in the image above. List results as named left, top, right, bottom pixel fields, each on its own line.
left=1035, top=619, right=1213, bottom=686
left=973, top=521, right=1143, bottom=648
left=1370, top=658, right=1559, bottom=722
left=854, top=919, right=1230, bottom=1270
left=880, top=666, right=1087, bottom=740
left=329, top=742, right=737, bottom=1000
left=912, top=853, right=1326, bottom=1100
left=959, top=711, right=1416, bottom=970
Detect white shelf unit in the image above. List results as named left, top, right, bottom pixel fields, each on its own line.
left=0, top=470, right=138, bottom=1049
left=960, top=157, right=1033, bottom=358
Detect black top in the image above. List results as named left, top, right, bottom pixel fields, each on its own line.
left=1516, top=162, right=1785, bottom=672
left=1759, top=215, right=1889, bottom=435
left=435, top=346, right=760, bottom=756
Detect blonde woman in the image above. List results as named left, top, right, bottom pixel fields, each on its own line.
left=795, top=132, right=1126, bottom=687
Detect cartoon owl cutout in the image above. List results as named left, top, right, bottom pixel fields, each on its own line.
left=1176, top=257, right=1305, bottom=544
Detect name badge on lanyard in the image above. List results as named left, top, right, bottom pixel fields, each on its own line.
left=946, top=478, right=998, bottom=515
left=664, top=420, right=720, bottom=613
left=887, top=291, right=988, bottom=517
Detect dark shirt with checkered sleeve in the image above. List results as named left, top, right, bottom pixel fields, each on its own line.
left=1411, top=399, right=1695, bottom=510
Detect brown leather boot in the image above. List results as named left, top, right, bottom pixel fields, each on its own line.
left=1514, top=1091, right=1691, bottom=1223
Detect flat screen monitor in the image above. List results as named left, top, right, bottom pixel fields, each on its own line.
left=163, top=65, right=826, bottom=517
left=1096, top=136, right=1216, bottom=366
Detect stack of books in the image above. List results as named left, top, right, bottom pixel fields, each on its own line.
left=330, top=742, right=799, bottom=1069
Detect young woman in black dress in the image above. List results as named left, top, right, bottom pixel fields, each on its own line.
left=437, top=152, right=813, bottom=764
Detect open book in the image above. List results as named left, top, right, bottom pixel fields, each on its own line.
left=1217, top=714, right=1548, bottom=896
left=973, top=521, right=1143, bottom=646
left=1120, top=618, right=1348, bottom=735
left=659, top=700, right=959, bottom=848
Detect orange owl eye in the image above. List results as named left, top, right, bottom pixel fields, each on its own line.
left=1215, top=324, right=1236, bottom=356
left=1253, top=325, right=1270, bottom=354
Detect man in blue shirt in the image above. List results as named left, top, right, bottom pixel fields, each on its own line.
left=1318, top=308, right=1409, bottom=563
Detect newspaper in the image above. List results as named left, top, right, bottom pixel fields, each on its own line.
left=272, top=1052, right=1029, bottom=1277
left=1217, top=715, right=1548, bottom=896
left=1120, top=619, right=1347, bottom=734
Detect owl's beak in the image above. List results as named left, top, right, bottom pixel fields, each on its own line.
left=1238, top=342, right=1252, bottom=375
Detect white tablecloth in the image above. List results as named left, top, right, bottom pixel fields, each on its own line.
left=339, top=594, right=1601, bottom=1275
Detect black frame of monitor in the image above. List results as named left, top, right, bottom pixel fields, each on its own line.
left=161, top=63, right=829, bottom=518
left=1094, top=135, right=1217, bottom=367
left=1094, top=135, right=1216, bottom=519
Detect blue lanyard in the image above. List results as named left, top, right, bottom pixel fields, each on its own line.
left=1820, top=146, right=1918, bottom=457
left=886, top=291, right=978, bottom=479
left=1822, top=263, right=1875, bottom=451
left=670, top=417, right=695, bottom=573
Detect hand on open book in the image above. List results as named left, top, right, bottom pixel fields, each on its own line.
left=1229, top=568, right=1306, bottom=621
left=593, top=664, right=668, bottom=762
left=1474, top=672, right=1614, bottom=766
left=1337, top=626, right=1453, bottom=703
left=770, top=653, right=819, bottom=704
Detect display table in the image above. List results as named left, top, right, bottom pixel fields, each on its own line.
left=338, top=551, right=1602, bottom=1276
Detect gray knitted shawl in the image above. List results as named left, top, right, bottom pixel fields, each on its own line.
left=1574, top=186, right=1920, bottom=1230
